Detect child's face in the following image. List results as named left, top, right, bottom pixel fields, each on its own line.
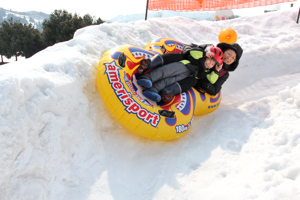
left=223, top=49, right=237, bottom=65
left=205, top=58, right=216, bottom=69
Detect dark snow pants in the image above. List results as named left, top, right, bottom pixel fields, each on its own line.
left=140, top=62, right=193, bottom=93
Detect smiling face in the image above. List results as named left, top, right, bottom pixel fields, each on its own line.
left=204, top=57, right=217, bottom=69
left=223, top=49, right=237, bottom=65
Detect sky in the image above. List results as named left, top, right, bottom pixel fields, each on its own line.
left=1, top=0, right=148, bottom=20
left=1, top=6, right=300, bottom=200
left=1, top=0, right=300, bottom=20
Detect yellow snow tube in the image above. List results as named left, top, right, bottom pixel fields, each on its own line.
left=96, top=38, right=221, bottom=140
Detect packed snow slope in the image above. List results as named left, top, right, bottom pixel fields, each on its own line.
left=1, top=8, right=300, bottom=200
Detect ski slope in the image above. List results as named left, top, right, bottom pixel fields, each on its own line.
left=1, top=8, right=300, bottom=200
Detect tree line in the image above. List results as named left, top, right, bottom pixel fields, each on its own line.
left=0, top=9, right=105, bottom=63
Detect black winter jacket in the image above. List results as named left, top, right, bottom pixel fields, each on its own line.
left=158, top=42, right=242, bottom=96
left=179, top=42, right=243, bottom=95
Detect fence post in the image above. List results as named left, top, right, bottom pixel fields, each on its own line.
left=297, top=7, right=300, bottom=23
left=145, top=0, right=149, bottom=20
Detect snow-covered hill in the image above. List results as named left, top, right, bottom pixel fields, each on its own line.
left=0, top=7, right=48, bottom=31
left=0, top=7, right=300, bottom=200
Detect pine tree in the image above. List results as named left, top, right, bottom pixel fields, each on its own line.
left=0, top=18, right=45, bottom=61
left=95, top=17, right=105, bottom=25
left=0, top=19, right=14, bottom=61
left=42, top=10, right=105, bottom=47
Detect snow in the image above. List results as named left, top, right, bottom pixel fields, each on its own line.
left=1, top=7, right=300, bottom=200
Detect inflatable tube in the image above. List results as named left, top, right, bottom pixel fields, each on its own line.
left=96, top=38, right=221, bottom=140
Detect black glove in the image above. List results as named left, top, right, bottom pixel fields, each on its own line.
left=199, top=81, right=212, bottom=90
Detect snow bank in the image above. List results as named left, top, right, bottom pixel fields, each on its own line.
left=1, top=8, right=300, bottom=200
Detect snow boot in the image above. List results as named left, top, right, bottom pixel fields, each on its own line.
left=160, top=82, right=182, bottom=102
left=143, top=90, right=161, bottom=102
left=137, top=54, right=164, bottom=74
left=137, top=78, right=152, bottom=88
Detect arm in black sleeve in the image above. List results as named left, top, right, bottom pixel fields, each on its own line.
left=161, top=53, right=184, bottom=64
left=161, top=43, right=213, bottom=64
left=195, top=72, right=229, bottom=95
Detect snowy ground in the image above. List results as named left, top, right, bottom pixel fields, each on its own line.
left=1, top=8, right=300, bottom=200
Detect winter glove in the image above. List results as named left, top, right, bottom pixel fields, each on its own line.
left=198, top=81, right=213, bottom=91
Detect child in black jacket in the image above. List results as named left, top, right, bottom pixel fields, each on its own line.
left=160, top=42, right=243, bottom=102
left=137, top=45, right=224, bottom=102
left=178, top=42, right=243, bottom=95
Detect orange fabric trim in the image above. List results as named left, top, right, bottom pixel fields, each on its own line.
left=148, top=0, right=297, bottom=11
